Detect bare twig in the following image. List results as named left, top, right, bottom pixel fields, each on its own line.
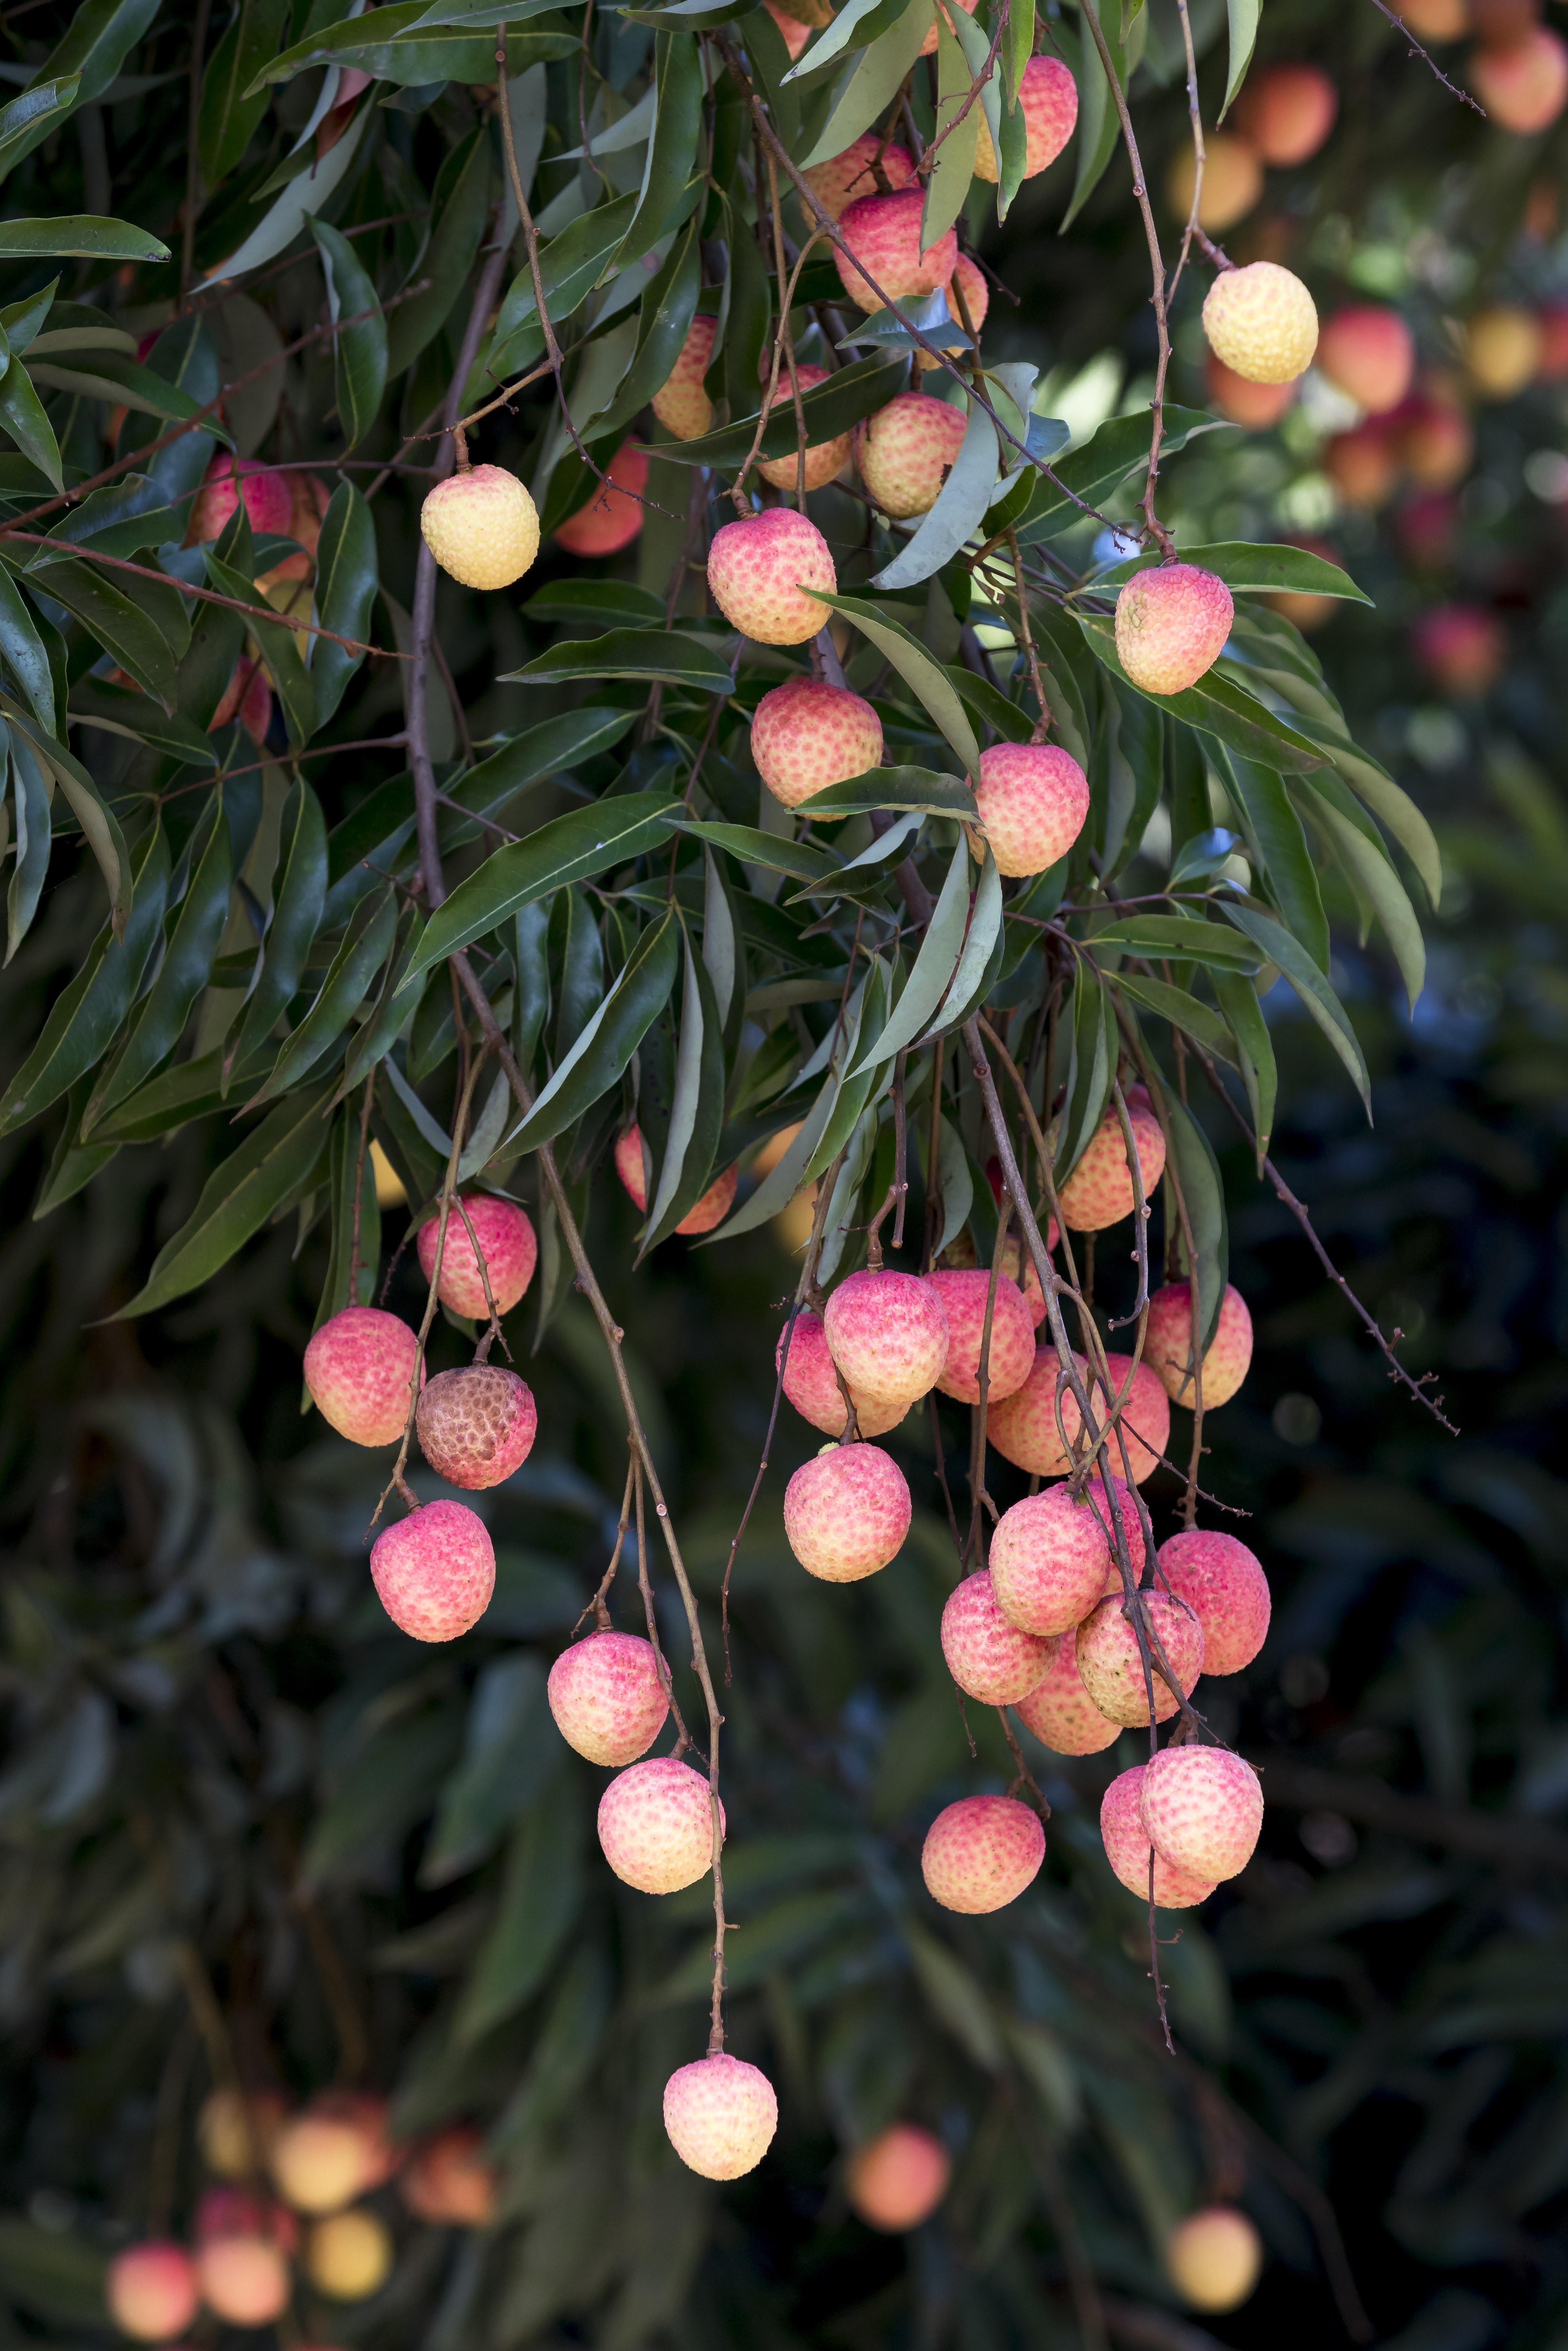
left=1366, top=0, right=1485, bottom=113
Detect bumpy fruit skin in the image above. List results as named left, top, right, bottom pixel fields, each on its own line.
left=1232, top=63, right=1337, bottom=163
left=196, top=2238, right=291, bottom=2327
left=400, top=2125, right=497, bottom=2225
left=1076, top=1592, right=1203, bottom=1726
left=777, top=1310, right=907, bottom=1439
left=1166, top=132, right=1260, bottom=230
left=835, top=188, right=957, bottom=314
left=1055, top=1085, right=1166, bottom=1231
left=1411, top=602, right=1505, bottom=694
left=989, top=1482, right=1113, bottom=1637
left=974, top=53, right=1078, bottom=180
left=1014, top=1633, right=1120, bottom=1755
left=548, top=1629, right=668, bottom=1765
left=651, top=315, right=716, bottom=439
left=555, top=442, right=648, bottom=557
left=974, top=742, right=1090, bottom=877
left=1115, top=563, right=1235, bottom=695
left=304, top=1306, right=422, bottom=1447
left=707, top=507, right=836, bottom=644
left=1201, top=261, right=1318, bottom=385
left=1166, top=2207, right=1265, bottom=2313
left=416, top=1192, right=537, bottom=1319
left=1205, top=352, right=1295, bottom=429
left=107, top=2244, right=200, bottom=2340
left=1144, top=1280, right=1253, bottom=1409
left=940, top=1569, right=1054, bottom=1704
left=370, top=1499, right=495, bottom=1643
left=663, top=2054, right=777, bottom=2179
left=612, top=1125, right=738, bottom=1234
left=804, top=134, right=916, bottom=221
left=420, top=464, right=540, bottom=589
left=824, top=1267, right=950, bottom=1411
left=847, top=2125, right=951, bottom=2230
left=925, top=1268, right=1035, bottom=1404
left=1157, top=1528, right=1271, bottom=1674
left=597, top=1754, right=720, bottom=1893
left=1470, top=24, right=1568, bottom=130
left=1099, top=1765, right=1216, bottom=1905
left=752, top=679, right=883, bottom=810
left=1465, top=303, right=1545, bottom=397
left=784, top=1442, right=911, bottom=1582
left=307, top=2208, right=392, bottom=2299
left=188, top=454, right=292, bottom=544
left=759, top=362, right=853, bottom=492
left=918, top=254, right=991, bottom=370
left=416, top=1364, right=536, bottom=1489
left=921, top=1793, right=1044, bottom=1913
left=1142, top=1745, right=1263, bottom=1882
left=987, top=1348, right=1169, bottom=1484
left=1317, top=305, right=1414, bottom=413
left=856, top=391, right=968, bottom=519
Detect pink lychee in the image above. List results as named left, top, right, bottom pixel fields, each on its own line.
left=597, top=1754, right=720, bottom=1893
left=707, top=507, right=836, bottom=645
left=855, top=391, right=967, bottom=519
left=1411, top=603, right=1506, bottom=695
left=804, top=134, right=916, bottom=222
left=924, top=1267, right=1035, bottom=1404
left=416, top=1364, right=536, bottom=1488
left=1114, top=564, right=1235, bottom=695
left=784, top=1442, right=911, bottom=1582
left=759, top=362, right=853, bottom=492
left=919, top=0, right=976, bottom=55
left=663, top=2052, right=777, bottom=2178
left=399, top=2125, right=496, bottom=2225
left=762, top=0, right=812, bottom=57
left=751, top=679, right=884, bottom=810
left=974, top=742, right=1091, bottom=877
left=651, top=315, right=716, bottom=440
left=987, top=1348, right=1171, bottom=1485
left=304, top=1306, right=422, bottom=1448
left=107, top=2245, right=200, bottom=2341
left=1054, top=1085, right=1166, bottom=1230
left=1317, top=305, right=1415, bottom=414
left=548, top=1629, right=669, bottom=1765
left=1085, top=1469, right=1148, bottom=1583
left=1470, top=23, right=1568, bottom=130
left=612, top=1125, right=738, bottom=1234
left=940, top=1569, right=1054, bottom=1704
left=847, top=2124, right=951, bottom=2230
left=416, top=1192, right=537, bottom=1319
left=1076, top=1591, right=1203, bottom=1726
left=988, top=1479, right=1112, bottom=1636
left=1144, top=1281, right=1253, bottom=1409
left=208, top=656, right=273, bottom=745
left=776, top=1310, right=908, bottom=1439
left=1205, top=352, right=1296, bottom=430
left=1324, top=419, right=1402, bottom=507
left=1013, top=1633, right=1120, bottom=1755
left=921, top=1792, right=1044, bottom=1913
left=835, top=188, right=958, bottom=315
left=555, top=441, right=648, bottom=557
left=187, top=455, right=292, bottom=545
left=974, top=52, right=1078, bottom=181
left=1099, top=1764, right=1217, bottom=1906
left=370, top=1499, right=495, bottom=1642
left=823, top=1268, right=949, bottom=1411
left=1166, top=2205, right=1265, bottom=2312
left=1232, top=62, right=1338, bottom=163
left=1140, top=1745, right=1264, bottom=1881
left=1156, top=1528, right=1271, bottom=1675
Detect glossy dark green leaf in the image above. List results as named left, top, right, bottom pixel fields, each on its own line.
left=7, top=704, right=133, bottom=935
left=504, top=914, right=681, bottom=1156
left=1223, top=900, right=1371, bottom=1115
left=311, top=480, right=377, bottom=726
left=0, top=215, right=169, bottom=262
left=485, top=194, right=640, bottom=381
left=675, top=820, right=838, bottom=884
left=33, top=556, right=179, bottom=708
left=309, top=216, right=387, bottom=451
left=315, top=1097, right=381, bottom=1326
left=32, top=1073, right=119, bottom=1218
left=1014, top=407, right=1219, bottom=544
left=1087, top=914, right=1263, bottom=970
left=202, top=547, right=316, bottom=746
left=850, top=835, right=970, bottom=1074
left=1111, top=972, right=1237, bottom=1068
left=1078, top=614, right=1328, bottom=774
left=250, top=888, right=398, bottom=1105
left=69, top=677, right=216, bottom=768
left=81, top=798, right=232, bottom=1135
left=338, top=907, right=427, bottom=1102
left=440, top=710, right=638, bottom=850
left=1054, top=967, right=1118, bottom=1187
left=1158, top=1088, right=1229, bottom=1357
left=248, top=5, right=574, bottom=88
left=640, top=924, right=726, bottom=1251
left=0, top=77, right=81, bottom=184
left=5, top=729, right=51, bottom=963
left=623, top=30, right=704, bottom=263
left=0, top=360, right=63, bottom=492
left=1216, top=749, right=1330, bottom=972
left=26, top=475, right=184, bottom=571
left=590, top=219, right=701, bottom=445
left=812, top=591, right=982, bottom=778
left=795, top=766, right=978, bottom=822
left=1097, top=540, right=1371, bottom=605
left=453, top=1784, right=584, bottom=2047
left=947, top=663, right=1034, bottom=745
left=91, top=1043, right=274, bottom=1144
left=386, top=128, right=490, bottom=378
left=661, top=354, right=907, bottom=469
left=226, top=779, right=328, bottom=1084
left=198, top=0, right=290, bottom=184
left=0, top=563, right=57, bottom=731
left=521, top=580, right=664, bottom=629
left=1211, top=969, right=1276, bottom=1160
left=503, top=628, right=734, bottom=694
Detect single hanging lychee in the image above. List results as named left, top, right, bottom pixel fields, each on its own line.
left=856, top=391, right=967, bottom=520
left=973, top=742, right=1091, bottom=877
left=707, top=506, right=836, bottom=645
left=370, top=1498, right=495, bottom=1642
left=834, top=188, right=957, bottom=313
left=597, top=1754, right=720, bottom=1893
left=1114, top=564, right=1235, bottom=695
left=416, top=1363, right=536, bottom=1489
left=1054, top=1086, right=1166, bottom=1230
left=1201, top=261, right=1318, bottom=386
left=846, top=2124, right=951, bottom=2230
left=776, top=1309, right=908, bottom=1439
left=420, top=464, right=540, bottom=589
left=548, top=1629, right=669, bottom=1765
left=1157, top=1528, right=1271, bottom=1674
left=416, top=1192, right=537, bottom=1318
left=1099, top=1764, right=1217, bottom=1906
left=304, top=1306, right=423, bottom=1447
left=973, top=53, right=1078, bottom=181
left=663, top=2053, right=777, bottom=2178
left=921, top=1793, right=1044, bottom=1913
left=924, top=1267, right=1035, bottom=1404
left=751, top=679, right=883, bottom=810
left=784, top=1442, right=911, bottom=1582
left=1144, top=1280, right=1253, bottom=1408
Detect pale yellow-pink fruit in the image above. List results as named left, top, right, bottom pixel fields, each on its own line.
left=370, top=1499, right=495, bottom=1644
left=1099, top=1764, right=1216, bottom=1905
left=1143, top=1280, right=1253, bottom=1409
left=855, top=391, right=967, bottom=519
left=1317, top=305, right=1415, bottom=413
left=974, top=742, right=1090, bottom=876
left=940, top=1569, right=1055, bottom=1704
left=758, top=362, right=853, bottom=492
left=1401, top=391, right=1474, bottom=488
left=416, top=1192, right=537, bottom=1319
left=987, top=1348, right=1171, bottom=1485
left=1390, top=0, right=1465, bottom=34
left=917, top=254, right=990, bottom=370
left=707, top=506, right=836, bottom=645
left=921, top=1792, right=1044, bottom=1913
left=835, top=188, right=957, bottom=315
left=306, top=2209, right=392, bottom=2300
left=784, top=1441, right=911, bottom=1582
left=663, top=2053, right=777, bottom=2179
left=1156, top=1528, right=1271, bottom=1674
left=804, top=134, right=916, bottom=222
left=548, top=1629, right=669, bottom=1765
left=974, top=52, right=1078, bottom=181
left=751, top=678, right=883, bottom=810
left=198, top=2088, right=287, bottom=2180
left=651, top=315, right=716, bottom=440
left=1201, top=261, right=1318, bottom=385
left=1205, top=351, right=1296, bottom=429
left=272, top=2108, right=376, bottom=2215
left=612, top=1124, right=738, bottom=1234
left=919, top=0, right=977, bottom=52
left=1076, top=1591, right=1203, bottom=1725
left=107, top=2245, right=200, bottom=2341
left=195, top=2238, right=290, bottom=2328
left=940, top=1228, right=1052, bottom=1323
left=304, top=1307, right=422, bottom=1448
left=823, top=1267, right=950, bottom=1411
left=1055, top=1084, right=1166, bottom=1231
left=1232, top=63, right=1338, bottom=163
left=1114, top=564, right=1235, bottom=695
left=597, top=1754, right=720, bottom=1894
left=416, top=1364, right=536, bottom=1489
left=776, top=1309, right=908, bottom=1439
left=1470, top=24, right=1568, bottom=130
left=400, top=2125, right=497, bottom=2225
left=924, top=1267, right=1035, bottom=1404
left=988, top=1481, right=1113, bottom=1637
left=1464, top=303, right=1545, bottom=397
left=847, top=2125, right=951, bottom=2230
left=1166, top=2207, right=1265, bottom=2312
left=1141, top=1744, right=1264, bottom=1882
left=1014, top=1632, right=1120, bottom=1755
left=420, top=463, right=540, bottom=590
left=1166, top=133, right=1261, bottom=230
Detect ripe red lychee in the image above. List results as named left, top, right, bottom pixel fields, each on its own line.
left=1115, top=564, right=1235, bottom=695
left=707, top=506, right=836, bottom=644
left=759, top=362, right=853, bottom=492
left=974, top=742, right=1091, bottom=877
left=924, top=1267, right=1036, bottom=1404
left=1144, top=1280, right=1253, bottom=1409
left=847, top=2125, right=951, bottom=2230
left=1141, top=1745, right=1264, bottom=1881
left=651, top=315, right=716, bottom=440
left=400, top=2125, right=497, bottom=2225
left=1401, top=390, right=1474, bottom=488
left=1232, top=63, right=1338, bottom=162
left=188, top=455, right=292, bottom=545
left=1411, top=603, right=1505, bottom=694
left=1014, top=1632, right=1120, bottom=1755
left=988, top=1482, right=1112, bottom=1637
left=1470, top=23, right=1568, bottom=129
left=855, top=391, right=967, bottom=519
left=974, top=53, right=1078, bottom=181
left=1166, top=2207, right=1265, bottom=2312
left=1464, top=303, right=1544, bottom=397
left=1205, top=352, right=1295, bottom=429
left=824, top=1268, right=949, bottom=1412
left=663, top=2053, right=777, bottom=2178
left=209, top=656, right=272, bottom=745
left=804, top=134, right=916, bottom=222
left=370, top=1498, right=495, bottom=1643
left=1166, top=133, right=1261, bottom=230
left=548, top=1628, right=669, bottom=1764
left=420, top=463, right=540, bottom=589
left=597, top=1754, right=720, bottom=1893
left=1324, top=418, right=1402, bottom=508
left=776, top=1310, right=908, bottom=1439
left=835, top=188, right=957, bottom=315
left=416, top=1192, right=537, bottom=1319
left=921, top=1792, right=1044, bottom=1913
left=988, top=1348, right=1170, bottom=1484
left=941, top=1228, right=1052, bottom=1322
left=1099, top=1765, right=1217, bottom=1906
left=785, top=1442, right=911, bottom=1582
left=107, top=2244, right=200, bottom=2341
left=1076, top=1591, right=1203, bottom=1725
left=555, top=442, right=648, bottom=557
left=416, top=1364, right=536, bottom=1489
left=1317, top=305, right=1415, bottom=414
left=1201, top=261, right=1318, bottom=385
left=1055, top=1085, right=1166, bottom=1230
left=304, top=1307, right=422, bottom=1447
left=199, top=2088, right=287, bottom=2180
left=752, top=678, right=884, bottom=810
left=1536, top=300, right=1568, bottom=377
left=307, top=2208, right=392, bottom=2299
left=1157, top=1528, right=1271, bottom=1674
left=919, top=0, right=977, bottom=52
left=940, top=1569, right=1054, bottom=1704
left=612, top=1125, right=739, bottom=1234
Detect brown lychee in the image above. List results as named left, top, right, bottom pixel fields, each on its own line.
left=416, top=1364, right=536, bottom=1490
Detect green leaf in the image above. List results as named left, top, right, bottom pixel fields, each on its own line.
left=1087, top=914, right=1263, bottom=970
left=441, top=711, right=639, bottom=849
left=91, top=1043, right=274, bottom=1144
left=1111, top=972, right=1237, bottom=1067
left=251, top=889, right=398, bottom=1104
left=502, top=628, right=733, bottom=695
left=1222, top=0, right=1261, bottom=115
left=1158, top=1088, right=1228, bottom=1356
left=623, top=30, right=704, bottom=261
left=659, top=352, right=905, bottom=469
left=202, top=545, right=316, bottom=746
left=676, top=819, right=838, bottom=883
left=1211, top=969, right=1276, bottom=1160
left=309, top=215, right=387, bottom=452
left=1063, top=0, right=1123, bottom=231
left=873, top=398, right=999, bottom=591
left=7, top=704, right=133, bottom=935
left=1054, top=967, right=1118, bottom=1186
left=311, top=480, right=377, bottom=726
left=0, top=359, right=63, bottom=492
left=928, top=846, right=1002, bottom=1037
left=453, top=1785, right=584, bottom=2047
left=25, top=473, right=182, bottom=568
left=502, top=914, right=682, bottom=1156
left=423, top=1654, right=559, bottom=1887
left=82, top=798, right=233, bottom=1135
left=338, top=905, right=427, bottom=1100
left=31, top=555, right=178, bottom=708
left=1222, top=902, right=1371, bottom=1116
left=0, top=563, right=57, bottom=731
left=1296, top=773, right=1426, bottom=1009
left=640, top=922, right=726, bottom=1251
left=800, top=0, right=935, bottom=165
left=1219, top=750, right=1330, bottom=971
left=5, top=729, right=50, bottom=963
left=1286, top=711, right=1442, bottom=909
left=385, top=127, right=491, bottom=379
left=923, top=13, right=982, bottom=249
left=0, top=78, right=82, bottom=185
left=314, top=1096, right=381, bottom=1322
left=1015, top=407, right=1220, bottom=544
left=200, top=103, right=370, bottom=283
left=199, top=0, right=291, bottom=184
left=247, top=4, right=574, bottom=88
left=794, top=766, right=978, bottom=821
left=1096, top=541, right=1370, bottom=604
left=946, top=663, right=1033, bottom=746
left=25, top=350, right=219, bottom=427
left=0, top=215, right=169, bottom=261
left=811, top=590, right=982, bottom=778
left=1078, top=614, right=1328, bottom=773
left=230, top=778, right=328, bottom=1077
left=849, top=835, right=969, bottom=1073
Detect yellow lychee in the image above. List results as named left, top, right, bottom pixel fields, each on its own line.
left=420, top=463, right=540, bottom=590
left=1201, top=261, right=1318, bottom=386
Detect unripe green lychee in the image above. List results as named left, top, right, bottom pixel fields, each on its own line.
left=824, top=1267, right=950, bottom=1411
left=988, top=1481, right=1113, bottom=1637
left=1156, top=1528, right=1271, bottom=1675
left=987, top=1347, right=1170, bottom=1484
left=651, top=316, right=716, bottom=440
left=1232, top=62, right=1337, bottom=162
left=1141, top=1745, right=1263, bottom=1881
left=1076, top=1591, right=1203, bottom=1725
left=399, top=2125, right=497, bottom=2225
left=1166, top=2206, right=1265, bottom=2312
left=1317, top=304, right=1414, bottom=413
left=847, top=2125, right=951, bottom=2230
left=707, top=507, right=836, bottom=644
left=612, top=1124, right=739, bottom=1233
left=1014, top=1633, right=1120, bottom=1755
left=776, top=1309, right=908, bottom=1439
left=1201, top=261, right=1319, bottom=385
left=759, top=363, right=853, bottom=492
left=856, top=391, right=967, bottom=518
left=924, top=1267, right=1035, bottom=1404
left=835, top=189, right=957, bottom=315
left=940, top=1569, right=1054, bottom=1704
left=416, top=1364, right=536, bottom=1489
left=1054, top=1085, right=1167, bottom=1229
left=974, top=53, right=1077, bottom=181
left=1144, top=1279, right=1253, bottom=1409
left=1099, top=1764, right=1217, bottom=1905
left=555, top=442, right=648, bottom=557
left=420, top=463, right=540, bottom=589
left=784, top=1441, right=911, bottom=1582
left=416, top=1192, right=537, bottom=1320
left=597, top=1755, right=720, bottom=1894
left=304, top=1306, right=422, bottom=1448
left=804, top=134, right=916, bottom=222
left=921, top=1792, right=1044, bottom=1913
left=1114, top=563, right=1235, bottom=694
left=548, top=1629, right=669, bottom=1765
left=974, top=742, right=1091, bottom=876
left=370, top=1498, right=495, bottom=1643
left=1469, top=23, right=1568, bottom=131
left=107, top=2245, right=200, bottom=2341
left=663, top=2053, right=777, bottom=2178
left=752, top=678, right=883, bottom=810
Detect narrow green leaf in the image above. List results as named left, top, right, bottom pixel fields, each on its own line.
left=453, top=1788, right=584, bottom=2047
left=1222, top=0, right=1261, bottom=115
left=311, top=480, right=377, bottom=726
left=1219, top=751, right=1330, bottom=972
left=675, top=820, right=837, bottom=883
left=251, top=889, right=398, bottom=1104
left=198, top=0, right=291, bottom=184
left=386, top=127, right=491, bottom=378
left=7, top=704, right=133, bottom=936
left=658, top=352, right=905, bottom=469
left=6, top=730, right=51, bottom=963
left=810, top=590, right=982, bottom=778
left=1111, top=972, right=1237, bottom=1066
left=0, top=563, right=58, bottom=731
left=1015, top=407, right=1220, bottom=544
left=850, top=835, right=970, bottom=1074
left=800, top=0, right=935, bottom=165
left=0, top=77, right=82, bottom=184
left=1063, top=0, right=1122, bottom=231
left=923, top=13, right=982, bottom=249
left=794, top=766, right=978, bottom=821
left=1087, top=914, right=1262, bottom=970
left=502, top=629, right=734, bottom=694
left=1222, top=902, right=1371, bottom=1116
left=504, top=914, right=681, bottom=1156
left=1053, top=969, right=1117, bottom=1186
left=308, top=215, right=387, bottom=452
left=640, top=925, right=725, bottom=1252
left=873, top=400, right=999, bottom=591
left=926, top=847, right=1002, bottom=1038
left=1078, top=614, right=1328, bottom=774
left=230, top=779, right=328, bottom=1077
left=1211, top=969, right=1276, bottom=1159
left=82, top=799, right=233, bottom=1133
left=0, top=360, right=63, bottom=491
left=0, top=216, right=169, bottom=262
left=32, top=556, right=178, bottom=709
left=1158, top=1089, right=1228, bottom=1356
left=1300, top=782, right=1426, bottom=1009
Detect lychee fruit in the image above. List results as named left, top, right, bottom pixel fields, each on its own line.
left=824, top=1267, right=950, bottom=1412
left=306, top=2207, right=392, bottom=2299
left=1317, top=305, right=1414, bottom=414
left=1054, top=1085, right=1166, bottom=1230
left=188, top=454, right=292, bottom=545
left=1157, top=1528, right=1271, bottom=1674
left=663, top=2053, right=777, bottom=2178
left=597, top=1753, right=720, bottom=1893
left=1115, top=564, right=1235, bottom=695
left=1411, top=602, right=1505, bottom=694
left=924, top=1267, right=1036, bottom=1403
left=1536, top=299, right=1568, bottom=377
left=1099, top=1764, right=1216, bottom=1905
left=847, top=2124, right=951, bottom=2230
left=973, top=741, right=1091, bottom=876
left=612, top=1124, right=738, bottom=1234
left=707, top=506, right=836, bottom=645
left=1166, top=132, right=1261, bottom=230
left=784, top=1442, right=911, bottom=1582
left=974, top=53, right=1078, bottom=181
left=804, top=134, right=916, bottom=222
left=917, top=255, right=990, bottom=370
left=1014, top=1633, right=1120, bottom=1755
left=1469, top=23, right=1568, bottom=130
left=548, top=1628, right=669, bottom=1764
left=987, top=1348, right=1170, bottom=1485
left=420, top=463, right=540, bottom=589
left=555, top=441, right=648, bottom=557
left=752, top=678, right=884, bottom=809
left=1201, top=261, right=1318, bottom=385
left=988, top=1482, right=1112, bottom=1637
left=1205, top=352, right=1296, bottom=429
left=272, top=2106, right=377, bottom=2214
left=304, top=1306, right=422, bottom=1447
left=196, top=2236, right=291, bottom=2327
left=1076, top=1591, right=1203, bottom=1725
left=198, top=2087, right=287, bottom=2180
left=416, top=1191, right=537, bottom=1319
left=1324, top=418, right=1402, bottom=508
left=834, top=188, right=957, bottom=315
left=1400, top=392, right=1474, bottom=489
left=1390, top=0, right=1465, bottom=31
left=759, top=362, right=853, bottom=492
left=1166, top=2207, right=1265, bottom=2312
left=1085, top=1469, right=1148, bottom=1584
left=943, top=1228, right=1052, bottom=1323
left=921, top=1792, right=1044, bottom=1912
left=651, top=315, right=716, bottom=440
left=1141, top=1744, right=1264, bottom=1881
left=1144, top=1280, right=1253, bottom=1409
left=106, top=2244, right=200, bottom=2341
left=940, top=1569, right=1055, bottom=1704
left=919, top=0, right=976, bottom=53
left=416, top=1364, right=536, bottom=1489
left=776, top=1309, right=908, bottom=1439
left=195, top=2188, right=297, bottom=2248
left=370, top=1498, right=495, bottom=1643
left=1464, top=303, right=1544, bottom=398
left=855, top=390, right=968, bottom=519
left=1232, top=63, right=1337, bottom=163
left=400, top=2125, right=497, bottom=2226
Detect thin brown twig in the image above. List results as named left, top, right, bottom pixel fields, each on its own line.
left=1366, top=0, right=1485, bottom=113
left=919, top=0, right=1009, bottom=177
